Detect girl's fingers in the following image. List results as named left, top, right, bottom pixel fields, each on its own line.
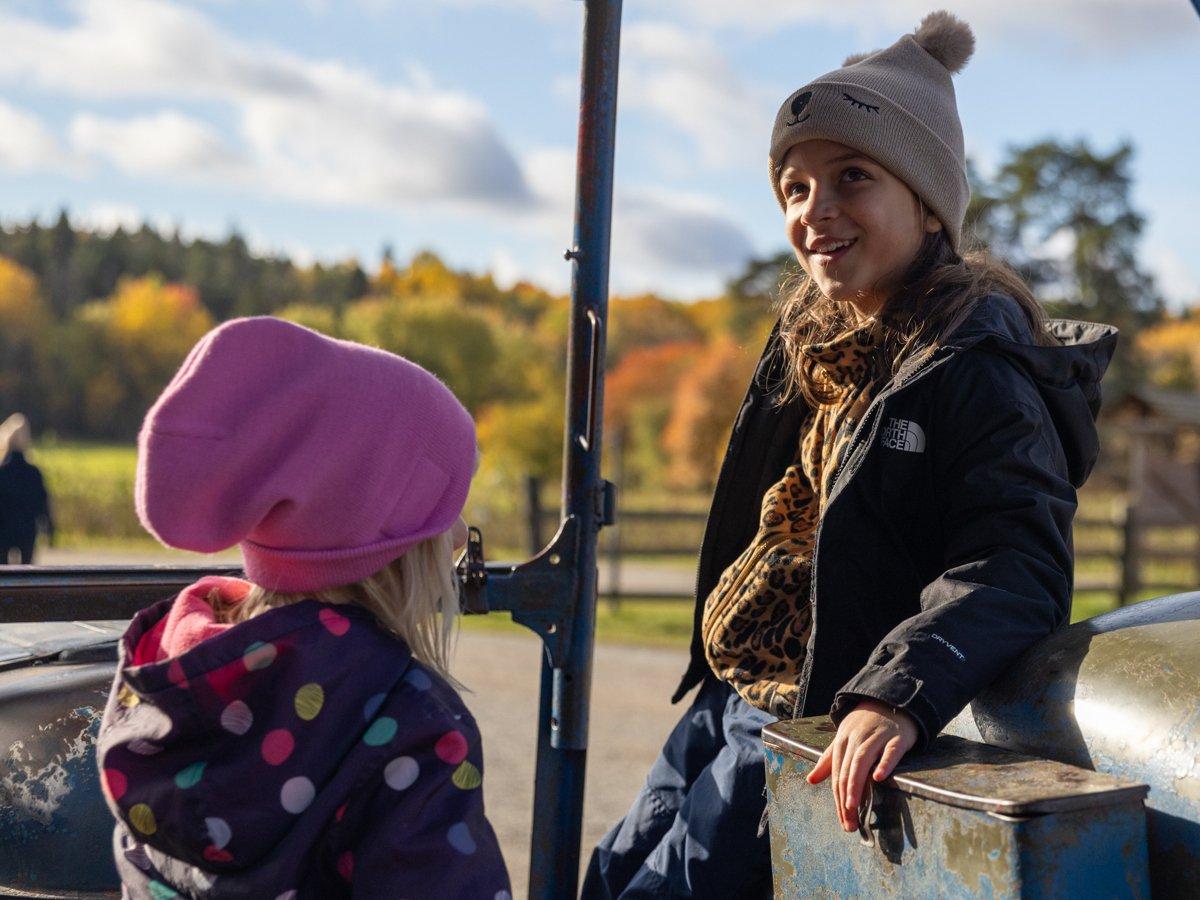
left=830, top=735, right=847, bottom=830
left=844, top=737, right=882, bottom=831
left=836, top=734, right=857, bottom=831
left=873, top=737, right=906, bottom=782
left=807, top=746, right=834, bottom=785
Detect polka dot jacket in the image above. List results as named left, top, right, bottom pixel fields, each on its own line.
left=96, top=577, right=511, bottom=899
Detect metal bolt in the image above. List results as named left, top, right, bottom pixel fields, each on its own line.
left=549, top=553, right=561, bottom=566
left=563, top=247, right=580, bottom=262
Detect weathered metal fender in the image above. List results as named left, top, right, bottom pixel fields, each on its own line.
left=946, top=592, right=1200, bottom=898
left=0, top=631, right=120, bottom=898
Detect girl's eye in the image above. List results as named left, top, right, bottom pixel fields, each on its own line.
left=784, top=182, right=808, bottom=198
left=842, top=167, right=870, bottom=183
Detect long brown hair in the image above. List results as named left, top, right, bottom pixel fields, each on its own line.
left=773, top=229, right=1055, bottom=407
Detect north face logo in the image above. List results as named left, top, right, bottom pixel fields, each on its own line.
left=881, top=418, right=926, bottom=453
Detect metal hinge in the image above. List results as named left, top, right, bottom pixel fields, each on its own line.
left=596, top=479, right=617, bottom=527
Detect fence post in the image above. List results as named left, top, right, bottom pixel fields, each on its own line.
left=1118, top=501, right=1140, bottom=607
left=526, top=475, right=544, bottom=556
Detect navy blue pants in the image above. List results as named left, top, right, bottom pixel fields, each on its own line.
left=581, top=678, right=776, bottom=899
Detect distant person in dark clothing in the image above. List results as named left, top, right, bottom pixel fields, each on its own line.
left=0, top=413, right=54, bottom=564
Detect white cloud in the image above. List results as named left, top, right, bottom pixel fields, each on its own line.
left=74, top=203, right=150, bottom=234
left=501, top=144, right=757, bottom=296
left=0, top=0, right=533, bottom=210
left=610, top=188, right=755, bottom=295
left=0, top=0, right=758, bottom=295
left=620, top=22, right=769, bottom=170
left=441, top=0, right=1194, bottom=51
left=0, top=101, right=80, bottom=174
left=71, top=111, right=247, bottom=181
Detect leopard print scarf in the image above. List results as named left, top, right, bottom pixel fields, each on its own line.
left=701, top=317, right=894, bottom=718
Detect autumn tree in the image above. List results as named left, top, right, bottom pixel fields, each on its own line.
left=275, top=302, right=340, bottom=338
left=0, top=257, right=53, bottom=421
left=606, top=294, right=704, bottom=367
left=662, top=337, right=759, bottom=490
left=604, top=341, right=703, bottom=489
left=342, top=296, right=503, bottom=413
left=73, top=276, right=214, bottom=438
left=1136, top=314, right=1200, bottom=390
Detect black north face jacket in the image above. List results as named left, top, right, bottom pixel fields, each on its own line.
left=672, top=294, right=1118, bottom=749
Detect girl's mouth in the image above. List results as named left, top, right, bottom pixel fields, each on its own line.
left=809, top=238, right=857, bottom=264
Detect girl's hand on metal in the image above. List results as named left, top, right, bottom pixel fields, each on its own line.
left=805, top=700, right=918, bottom=833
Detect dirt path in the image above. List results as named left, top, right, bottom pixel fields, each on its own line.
left=453, top=630, right=689, bottom=898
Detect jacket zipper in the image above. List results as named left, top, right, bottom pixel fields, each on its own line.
left=794, top=349, right=950, bottom=717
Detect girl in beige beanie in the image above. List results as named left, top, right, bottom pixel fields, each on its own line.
left=586, top=11, right=1118, bottom=897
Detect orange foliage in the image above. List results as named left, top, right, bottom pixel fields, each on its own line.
left=605, top=341, right=702, bottom=429
left=662, top=337, right=759, bottom=490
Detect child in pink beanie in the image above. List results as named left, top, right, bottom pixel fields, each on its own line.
left=96, top=317, right=511, bottom=899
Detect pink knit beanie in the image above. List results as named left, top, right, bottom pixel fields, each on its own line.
left=135, top=317, right=476, bottom=592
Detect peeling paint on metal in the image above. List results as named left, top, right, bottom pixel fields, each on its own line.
left=1, top=705, right=101, bottom=823
left=943, top=592, right=1200, bottom=897
left=942, top=817, right=1009, bottom=895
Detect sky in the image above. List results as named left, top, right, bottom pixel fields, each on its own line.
left=0, top=0, right=1198, bottom=307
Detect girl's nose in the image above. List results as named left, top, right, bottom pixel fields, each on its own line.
left=800, top=189, right=839, bottom=227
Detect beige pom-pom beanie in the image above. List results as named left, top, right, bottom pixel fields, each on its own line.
left=768, top=10, right=975, bottom=252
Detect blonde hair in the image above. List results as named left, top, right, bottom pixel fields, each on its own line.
left=774, top=229, right=1055, bottom=407
left=211, top=529, right=463, bottom=687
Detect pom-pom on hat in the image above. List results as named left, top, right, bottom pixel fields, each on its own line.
left=136, top=317, right=476, bottom=593
left=769, top=10, right=975, bottom=251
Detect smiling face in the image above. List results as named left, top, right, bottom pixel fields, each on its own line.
left=780, top=139, right=942, bottom=319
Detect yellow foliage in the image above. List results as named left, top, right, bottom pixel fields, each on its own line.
left=1137, top=315, right=1200, bottom=389
left=103, top=276, right=213, bottom=358
left=0, top=256, right=49, bottom=338
left=78, top=276, right=215, bottom=432
left=276, top=302, right=339, bottom=337
left=373, top=258, right=403, bottom=296
left=380, top=251, right=462, bottom=303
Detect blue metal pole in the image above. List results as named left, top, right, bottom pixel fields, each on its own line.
left=527, top=0, right=622, bottom=896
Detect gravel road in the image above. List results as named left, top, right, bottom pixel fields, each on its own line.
left=454, top=630, right=688, bottom=898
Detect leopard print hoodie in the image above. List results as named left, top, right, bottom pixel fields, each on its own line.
left=701, top=316, right=894, bottom=718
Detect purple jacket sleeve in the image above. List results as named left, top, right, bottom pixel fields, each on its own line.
left=344, top=726, right=511, bottom=899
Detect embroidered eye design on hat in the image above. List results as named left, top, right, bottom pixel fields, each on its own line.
left=785, top=91, right=813, bottom=126
left=842, top=92, right=880, bottom=114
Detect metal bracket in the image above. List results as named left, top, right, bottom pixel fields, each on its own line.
left=455, top=526, right=489, bottom=615
left=597, top=478, right=617, bottom=527
left=453, top=517, right=580, bottom=669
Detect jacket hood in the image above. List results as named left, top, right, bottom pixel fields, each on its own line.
left=97, top=579, right=419, bottom=875
left=940, top=294, right=1119, bottom=487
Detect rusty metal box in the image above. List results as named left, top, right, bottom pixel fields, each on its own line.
left=763, top=716, right=1151, bottom=898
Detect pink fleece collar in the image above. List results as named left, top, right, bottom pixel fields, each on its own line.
left=133, top=576, right=252, bottom=665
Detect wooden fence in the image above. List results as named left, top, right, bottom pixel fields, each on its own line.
left=525, top=478, right=1200, bottom=607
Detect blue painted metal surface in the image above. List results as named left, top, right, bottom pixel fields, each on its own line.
left=946, top=591, right=1200, bottom=897
left=0, top=642, right=120, bottom=896
left=526, top=1, right=622, bottom=896
left=765, top=717, right=1150, bottom=898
